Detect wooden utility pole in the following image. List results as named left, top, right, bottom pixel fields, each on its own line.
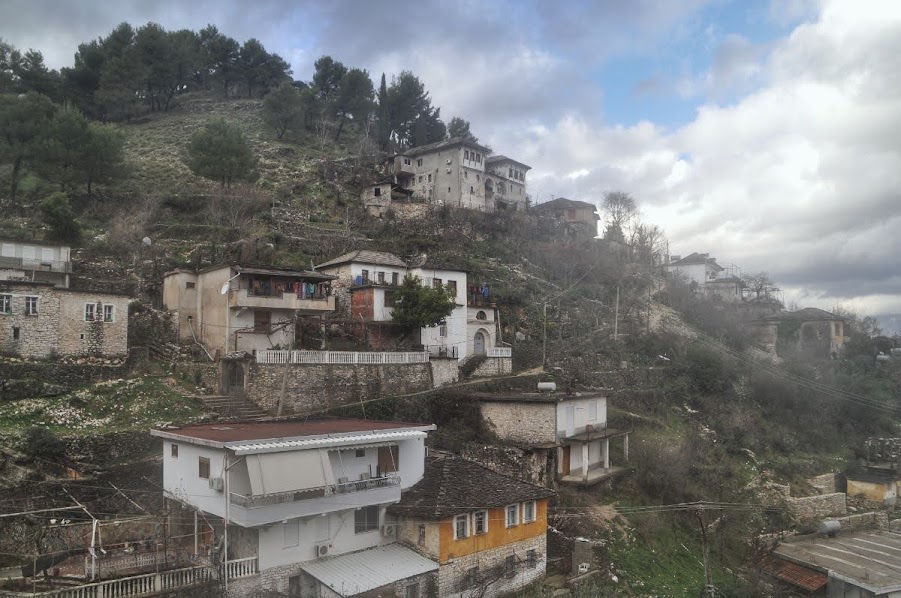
left=696, top=509, right=716, bottom=597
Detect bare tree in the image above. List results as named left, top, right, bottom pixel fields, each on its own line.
left=601, top=191, right=638, bottom=242
left=633, top=224, right=667, bottom=265
left=742, top=272, right=774, bottom=300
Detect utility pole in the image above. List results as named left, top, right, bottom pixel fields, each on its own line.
left=542, top=302, right=547, bottom=369
left=613, top=286, right=620, bottom=341
left=696, top=509, right=716, bottom=598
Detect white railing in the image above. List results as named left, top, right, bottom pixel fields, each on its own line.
left=256, top=350, right=429, bottom=365
left=487, top=347, right=512, bottom=358
left=222, top=556, right=258, bottom=580
left=85, top=551, right=175, bottom=578
left=329, top=474, right=401, bottom=495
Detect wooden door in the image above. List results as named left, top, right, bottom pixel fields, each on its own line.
left=378, top=446, right=399, bottom=475
left=562, top=446, right=571, bottom=476
left=474, top=331, right=486, bottom=355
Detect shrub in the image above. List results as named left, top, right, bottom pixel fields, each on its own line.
left=22, top=427, right=66, bottom=463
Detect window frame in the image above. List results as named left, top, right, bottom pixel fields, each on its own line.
left=198, top=457, right=210, bottom=479
left=505, top=504, right=519, bottom=528
left=465, top=567, right=479, bottom=589
left=84, top=303, right=96, bottom=322
left=0, top=294, right=11, bottom=315
left=523, top=500, right=537, bottom=523
left=170, top=444, right=179, bottom=459
left=103, top=304, right=115, bottom=323
left=24, top=296, right=38, bottom=316
left=454, top=513, right=469, bottom=540
left=354, top=505, right=380, bottom=534
left=474, top=510, right=488, bottom=535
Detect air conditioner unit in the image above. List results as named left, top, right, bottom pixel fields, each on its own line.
left=316, top=543, right=330, bottom=558
left=208, top=477, right=224, bottom=492
left=337, top=477, right=349, bottom=484
left=381, top=524, right=396, bottom=538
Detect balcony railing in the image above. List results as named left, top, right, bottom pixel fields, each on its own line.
left=0, top=256, right=72, bottom=273
left=230, top=474, right=401, bottom=508
left=229, top=288, right=334, bottom=311
left=256, top=350, right=429, bottom=365
left=487, top=347, right=512, bottom=358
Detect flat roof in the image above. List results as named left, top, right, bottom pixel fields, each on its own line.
left=152, top=417, right=435, bottom=447
left=473, top=391, right=606, bottom=403
left=301, top=544, right=438, bottom=597
left=774, top=530, right=901, bottom=594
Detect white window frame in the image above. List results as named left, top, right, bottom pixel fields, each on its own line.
left=454, top=513, right=469, bottom=540
left=24, top=296, right=38, bottom=316
left=588, top=401, right=598, bottom=422
left=84, top=303, right=96, bottom=322
left=523, top=500, right=537, bottom=523
left=474, top=510, right=488, bottom=535
left=103, top=304, right=115, bottom=323
left=505, top=504, right=519, bottom=528
left=0, top=294, right=11, bottom=315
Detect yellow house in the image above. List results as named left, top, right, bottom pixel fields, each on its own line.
left=389, top=458, right=554, bottom=597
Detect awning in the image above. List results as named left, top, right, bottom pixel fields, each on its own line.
left=301, top=544, right=438, bottom=596
left=228, top=430, right=427, bottom=455
left=245, top=449, right=333, bottom=495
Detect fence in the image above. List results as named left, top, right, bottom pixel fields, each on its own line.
left=85, top=551, right=175, bottom=579
left=487, top=347, right=512, bottom=358
left=256, top=350, right=429, bottom=365
left=0, top=557, right=258, bottom=598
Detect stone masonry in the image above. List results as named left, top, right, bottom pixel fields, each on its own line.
left=437, top=535, right=547, bottom=598
left=479, top=402, right=557, bottom=445
left=472, top=356, right=513, bottom=378
left=786, top=492, right=847, bottom=521
left=0, top=282, right=130, bottom=358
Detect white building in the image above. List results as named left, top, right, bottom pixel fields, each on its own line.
left=152, top=418, right=440, bottom=597
left=0, top=238, right=72, bottom=288
left=665, top=252, right=745, bottom=302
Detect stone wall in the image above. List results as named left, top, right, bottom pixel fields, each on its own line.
left=479, top=402, right=556, bottom=445
left=244, top=362, right=434, bottom=415
left=431, top=357, right=459, bottom=387
left=472, top=356, right=513, bottom=378
left=437, top=534, right=547, bottom=598
left=808, top=473, right=838, bottom=494
left=461, top=445, right=553, bottom=487
left=65, top=431, right=160, bottom=463
left=786, top=492, right=847, bottom=521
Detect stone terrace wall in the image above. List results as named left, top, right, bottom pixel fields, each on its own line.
left=437, top=535, right=547, bottom=598
left=473, top=356, right=513, bottom=378
left=244, top=362, right=433, bottom=414
left=462, top=444, right=552, bottom=487
left=787, top=492, right=847, bottom=521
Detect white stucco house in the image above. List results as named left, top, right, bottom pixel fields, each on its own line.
left=153, top=418, right=439, bottom=597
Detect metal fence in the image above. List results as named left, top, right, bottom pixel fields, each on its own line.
left=256, top=350, right=430, bottom=365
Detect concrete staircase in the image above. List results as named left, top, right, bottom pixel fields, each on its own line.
left=193, top=395, right=270, bottom=421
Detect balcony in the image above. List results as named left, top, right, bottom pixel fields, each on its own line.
left=0, top=256, right=72, bottom=273
left=229, top=288, right=335, bottom=313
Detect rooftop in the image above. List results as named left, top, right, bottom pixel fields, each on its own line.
left=300, top=544, right=438, bottom=597
left=315, top=250, right=407, bottom=270
left=402, top=137, right=491, bottom=158
left=534, top=197, right=598, bottom=212
left=485, top=154, right=532, bottom=169
left=151, top=417, right=434, bottom=447
left=164, top=263, right=335, bottom=282
left=387, top=457, right=554, bottom=520
left=668, top=252, right=724, bottom=270
left=764, top=307, right=846, bottom=322
left=472, top=390, right=606, bottom=404
left=774, top=529, right=901, bottom=594
left=0, top=238, right=70, bottom=250
left=762, top=557, right=828, bottom=593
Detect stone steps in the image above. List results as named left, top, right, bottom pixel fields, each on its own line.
left=192, top=394, right=270, bottom=421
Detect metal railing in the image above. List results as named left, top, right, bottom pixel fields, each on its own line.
left=256, top=350, right=429, bottom=365
left=487, top=347, right=512, bottom=358
left=0, top=256, right=71, bottom=273
left=329, top=474, right=401, bottom=495
left=230, top=475, right=401, bottom=507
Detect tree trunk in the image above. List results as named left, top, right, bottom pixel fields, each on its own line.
left=87, top=174, right=93, bottom=195
left=9, top=155, right=22, bottom=203
left=335, top=114, right=346, bottom=141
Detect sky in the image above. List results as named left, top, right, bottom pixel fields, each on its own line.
left=2, top=0, right=900, bottom=332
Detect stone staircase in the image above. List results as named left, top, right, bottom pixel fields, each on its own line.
left=193, top=394, right=270, bottom=421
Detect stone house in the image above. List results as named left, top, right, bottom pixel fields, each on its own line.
left=383, top=138, right=531, bottom=213
left=316, top=250, right=505, bottom=362
left=846, top=437, right=901, bottom=506
left=753, top=307, right=848, bottom=358
left=532, top=197, right=599, bottom=237
left=388, top=458, right=554, bottom=598
left=153, top=418, right=439, bottom=597
left=0, top=281, right=130, bottom=359
left=475, top=390, right=630, bottom=486
left=162, top=264, right=336, bottom=356
left=0, top=238, right=72, bottom=288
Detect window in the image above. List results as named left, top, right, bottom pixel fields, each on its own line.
left=523, top=500, right=536, bottom=523
left=418, top=524, right=426, bottom=545
left=103, top=305, right=114, bottom=323
left=454, top=514, right=469, bottom=540
left=470, top=186, right=474, bottom=193
left=185, top=281, right=195, bottom=289
left=464, top=150, right=470, bottom=160
left=465, top=567, right=479, bottom=589
left=12, top=327, right=20, bottom=340
left=171, top=444, right=178, bottom=458
left=476, top=310, right=487, bottom=321
left=374, top=187, right=381, bottom=197
left=427, top=174, right=431, bottom=182
left=418, top=175, right=423, bottom=182
left=417, top=159, right=422, bottom=167
left=474, top=510, right=488, bottom=535
left=198, top=457, right=210, bottom=479
left=477, top=153, right=481, bottom=163
left=404, top=158, right=411, bottom=165
left=404, top=584, right=420, bottom=598
left=378, top=271, right=385, bottom=284
left=589, top=401, right=598, bottom=421
left=447, top=280, right=457, bottom=296
left=433, top=278, right=442, bottom=289
left=354, top=505, right=380, bottom=534
left=361, top=269, right=369, bottom=283
left=567, top=208, right=576, bottom=220
left=448, top=186, right=451, bottom=193
left=0, top=295, right=10, bottom=314
left=283, top=520, right=299, bottom=548
left=439, top=324, right=447, bottom=337
left=384, top=290, right=397, bottom=307
left=527, top=549, right=537, bottom=568
left=506, top=504, right=519, bottom=527
left=253, top=310, right=271, bottom=333
left=84, top=303, right=96, bottom=321
left=464, top=170, right=468, bottom=178
left=477, top=174, right=480, bottom=182
left=504, top=555, right=516, bottom=578
left=509, top=167, right=513, bottom=177
left=21, top=298, right=36, bottom=318
left=391, top=272, right=399, bottom=286
left=355, top=448, right=366, bottom=458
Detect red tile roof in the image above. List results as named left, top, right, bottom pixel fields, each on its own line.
left=154, top=417, right=431, bottom=443
left=763, top=558, right=827, bottom=592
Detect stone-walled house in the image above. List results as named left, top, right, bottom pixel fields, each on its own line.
left=532, top=197, right=599, bottom=238
left=162, top=264, right=336, bottom=356
left=0, top=281, right=130, bottom=359
left=389, top=458, right=554, bottom=598
left=381, top=138, right=531, bottom=213
left=153, top=418, right=439, bottom=597
left=752, top=307, right=848, bottom=358
left=475, top=390, right=630, bottom=486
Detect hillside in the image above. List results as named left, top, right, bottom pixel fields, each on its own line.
left=2, top=92, right=900, bottom=596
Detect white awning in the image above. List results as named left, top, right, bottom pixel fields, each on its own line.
left=245, top=449, right=333, bottom=495
left=301, top=544, right=438, bottom=596
left=228, top=430, right=426, bottom=455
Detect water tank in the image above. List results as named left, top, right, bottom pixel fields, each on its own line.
left=818, top=519, right=841, bottom=537
left=537, top=382, right=556, bottom=392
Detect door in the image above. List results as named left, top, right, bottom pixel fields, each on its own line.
left=378, top=446, right=399, bottom=475
left=474, top=331, right=486, bottom=355
left=562, top=446, right=571, bottom=476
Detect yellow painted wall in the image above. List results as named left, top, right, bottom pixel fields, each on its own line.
left=439, top=499, right=548, bottom=564
left=847, top=479, right=891, bottom=501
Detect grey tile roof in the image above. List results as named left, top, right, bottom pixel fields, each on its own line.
left=315, top=250, right=407, bottom=270
left=764, top=307, right=846, bottom=322
left=403, top=137, right=491, bottom=158
left=388, top=458, right=555, bottom=520
left=534, top=197, right=598, bottom=211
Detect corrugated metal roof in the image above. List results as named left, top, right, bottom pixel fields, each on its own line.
left=301, top=544, right=438, bottom=596
left=152, top=418, right=428, bottom=444
left=229, top=430, right=428, bottom=455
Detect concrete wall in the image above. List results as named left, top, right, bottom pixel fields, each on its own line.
left=0, top=283, right=129, bottom=358
left=555, top=397, right=606, bottom=440
left=480, top=402, right=557, bottom=445
left=847, top=479, right=896, bottom=504
left=244, top=362, right=434, bottom=415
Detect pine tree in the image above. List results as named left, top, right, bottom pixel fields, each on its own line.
left=185, top=118, right=259, bottom=186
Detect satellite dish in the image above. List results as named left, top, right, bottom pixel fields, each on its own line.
left=219, top=282, right=230, bottom=295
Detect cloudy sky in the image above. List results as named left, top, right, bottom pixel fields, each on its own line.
left=2, top=0, right=900, bottom=330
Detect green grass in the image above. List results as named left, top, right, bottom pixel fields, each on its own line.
left=0, top=375, right=209, bottom=437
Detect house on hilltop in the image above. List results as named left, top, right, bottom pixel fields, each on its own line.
left=153, top=418, right=439, bottom=597
left=365, top=138, right=531, bottom=215
left=162, top=264, right=336, bottom=356
left=532, top=198, right=599, bottom=238
left=389, top=458, right=555, bottom=597
left=750, top=307, right=847, bottom=358
left=665, top=252, right=745, bottom=302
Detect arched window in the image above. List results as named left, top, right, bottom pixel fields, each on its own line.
left=476, top=311, right=487, bottom=320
